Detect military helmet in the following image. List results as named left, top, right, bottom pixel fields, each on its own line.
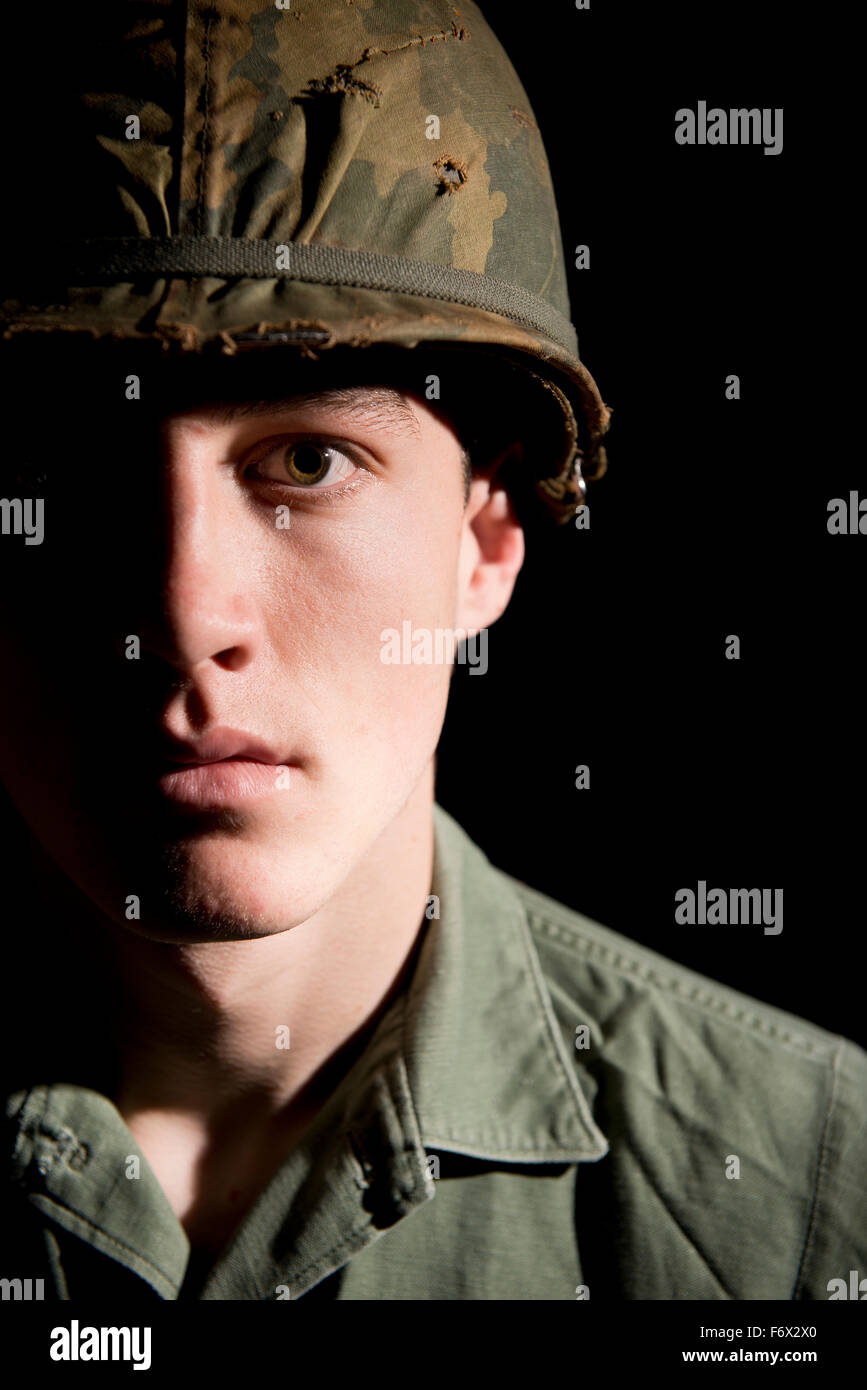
left=0, top=0, right=609, bottom=522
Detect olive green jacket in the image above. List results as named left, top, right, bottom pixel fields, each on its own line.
left=4, top=805, right=865, bottom=1300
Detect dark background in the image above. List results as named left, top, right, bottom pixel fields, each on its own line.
left=437, top=2, right=863, bottom=1044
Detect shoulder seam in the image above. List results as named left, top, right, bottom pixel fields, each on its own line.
left=522, top=899, right=837, bottom=1060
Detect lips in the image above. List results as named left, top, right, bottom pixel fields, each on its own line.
left=158, top=727, right=289, bottom=767
left=154, top=727, right=298, bottom=807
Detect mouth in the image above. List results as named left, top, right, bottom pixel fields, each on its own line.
left=157, top=757, right=298, bottom=807
left=154, top=729, right=299, bottom=807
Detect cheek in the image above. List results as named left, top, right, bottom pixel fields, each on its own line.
left=266, top=489, right=464, bottom=767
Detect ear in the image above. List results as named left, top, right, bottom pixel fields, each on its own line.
left=455, top=447, right=525, bottom=636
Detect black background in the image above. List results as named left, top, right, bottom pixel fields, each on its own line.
left=437, top=2, right=863, bottom=1045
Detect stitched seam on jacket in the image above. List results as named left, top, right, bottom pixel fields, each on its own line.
left=527, top=912, right=829, bottom=1056
left=27, top=1193, right=179, bottom=1297
left=791, top=1038, right=842, bottom=1299
left=508, top=895, right=601, bottom=1147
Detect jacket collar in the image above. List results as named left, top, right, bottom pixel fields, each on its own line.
left=400, top=804, right=609, bottom=1163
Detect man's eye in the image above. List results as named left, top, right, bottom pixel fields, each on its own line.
left=250, top=441, right=358, bottom=489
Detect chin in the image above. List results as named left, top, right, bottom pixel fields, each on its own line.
left=162, top=839, right=330, bottom=939
left=120, top=905, right=300, bottom=946
left=71, top=828, right=326, bottom=945
left=119, top=873, right=316, bottom=944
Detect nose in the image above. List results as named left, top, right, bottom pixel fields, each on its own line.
left=131, top=419, right=262, bottom=676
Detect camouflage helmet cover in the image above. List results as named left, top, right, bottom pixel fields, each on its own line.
left=0, top=0, right=610, bottom=521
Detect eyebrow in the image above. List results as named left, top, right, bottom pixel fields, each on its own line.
left=213, top=385, right=422, bottom=438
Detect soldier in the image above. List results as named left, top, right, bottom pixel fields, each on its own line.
left=0, top=0, right=864, bottom=1304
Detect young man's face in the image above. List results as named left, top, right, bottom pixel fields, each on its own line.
left=0, top=348, right=523, bottom=944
